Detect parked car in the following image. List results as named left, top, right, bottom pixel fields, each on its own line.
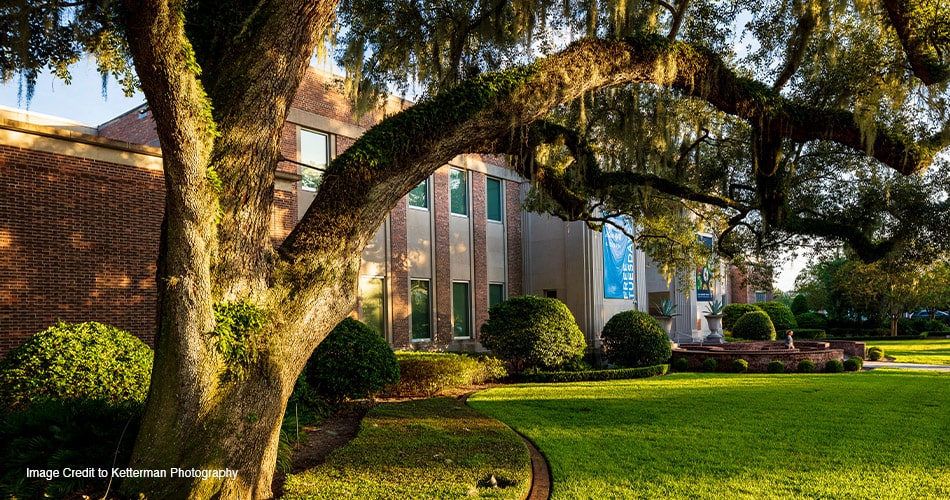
left=910, top=309, right=950, bottom=325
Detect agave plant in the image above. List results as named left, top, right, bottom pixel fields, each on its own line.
left=653, top=299, right=678, bottom=317
left=704, top=299, right=725, bottom=316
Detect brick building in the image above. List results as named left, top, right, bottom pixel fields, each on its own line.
left=2, top=68, right=742, bottom=357
left=0, top=69, right=523, bottom=354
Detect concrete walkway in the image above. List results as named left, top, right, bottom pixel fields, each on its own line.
left=863, top=360, right=950, bottom=371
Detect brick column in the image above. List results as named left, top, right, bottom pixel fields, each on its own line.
left=432, top=167, right=453, bottom=346
left=505, top=180, right=523, bottom=297
left=389, top=198, right=411, bottom=347
left=471, top=172, right=488, bottom=338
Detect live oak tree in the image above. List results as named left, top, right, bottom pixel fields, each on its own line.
left=2, top=0, right=949, bottom=498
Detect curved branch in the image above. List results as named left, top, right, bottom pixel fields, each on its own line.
left=880, top=0, right=950, bottom=85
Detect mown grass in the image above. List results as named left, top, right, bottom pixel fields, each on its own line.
left=281, top=397, right=531, bottom=499
left=468, top=371, right=950, bottom=499
left=865, top=338, right=950, bottom=365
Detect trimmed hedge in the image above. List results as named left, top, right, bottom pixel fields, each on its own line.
left=732, top=311, right=777, bottom=341
left=758, top=301, right=798, bottom=332
left=600, top=311, right=672, bottom=368
left=480, top=296, right=587, bottom=372
left=517, top=364, right=668, bottom=383
left=305, top=318, right=400, bottom=403
left=825, top=359, right=845, bottom=373
left=791, top=328, right=827, bottom=339
left=797, top=360, right=816, bottom=373
left=732, top=359, right=749, bottom=373
left=867, top=346, right=885, bottom=361
left=0, top=321, right=153, bottom=408
left=790, top=294, right=810, bottom=315
left=795, top=312, right=828, bottom=329
left=843, top=357, right=864, bottom=372
left=767, top=360, right=786, bottom=373
left=723, top=303, right=762, bottom=331
left=386, top=352, right=507, bottom=397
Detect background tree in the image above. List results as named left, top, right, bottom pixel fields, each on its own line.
left=3, top=0, right=949, bottom=498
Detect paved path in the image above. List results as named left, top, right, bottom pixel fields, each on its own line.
left=863, top=360, right=950, bottom=371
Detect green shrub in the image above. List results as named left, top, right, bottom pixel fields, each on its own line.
left=480, top=296, right=587, bottom=372
left=825, top=359, right=845, bottom=373
left=767, top=360, right=785, bottom=373
left=702, top=358, right=718, bottom=372
left=792, top=328, right=827, bottom=339
left=797, top=360, right=816, bottom=373
left=387, top=352, right=507, bottom=397
left=731, top=311, right=777, bottom=340
left=867, top=346, right=885, bottom=361
left=673, top=357, right=689, bottom=372
left=722, top=303, right=762, bottom=331
left=519, top=364, right=668, bottom=383
left=0, top=321, right=153, bottom=408
left=758, top=302, right=798, bottom=332
left=791, top=294, right=810, bottom=315
left=843, top=357, right=863, bottom=372
left=795, top=312, right=828, bottom=329
left=600, top=311, right=672, bottom=368
left=305, top=318, right=400, bottom=403
left=732, top=359, right=749, bottom=373
left=0, top=399, right=142, bottom=499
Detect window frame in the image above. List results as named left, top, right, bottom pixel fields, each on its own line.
left=299, top=128, right=330, bottom=192
left=410, top=279, right=432, bottom=341
left=408, top=178, right=429, bottom=209
left=452, top=281, right=471, bottom=339
left=449, top=168, right=469, bottom=216
left=486, top=177, right=503, bottom=222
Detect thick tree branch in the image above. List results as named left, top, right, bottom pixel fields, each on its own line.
left=881, top=0, right=950, bottom=85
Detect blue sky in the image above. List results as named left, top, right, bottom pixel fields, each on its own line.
left=1, top=60, right=144, bottom=125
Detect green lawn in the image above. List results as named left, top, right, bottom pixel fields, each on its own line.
left=282, top=397, right=531, bottom=499
left=468, top=371, right=950, bottom=499
left=865, top=338, right=950, bottom=365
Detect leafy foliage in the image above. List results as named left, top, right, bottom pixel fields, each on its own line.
left=723, top=303, right=763, bottom=331
left=797, top=360, right=816, bottom=373
left=0, top=399, right=141, bottom=499
left=732, top=359, right=749, bottom=373
left=767, top=360, right=785, bottom=373
left=791, top=294, right=810, bottom=315
left=824, top=359, right=845, bottom=373
left=480, top=296, right=587, bottom=372
left=795, top=312, right=828, bottom=329
left=0, top=321, right=152, bottom=409
left=672, top=357, right=689, bottom=372
left=843, top=357, right=863, bottom=372
left=386, top=352, right=507, bottom=397
left=867, top=346, right=885, bottom=361
left=305, top=318, right=400, bottom=403
left=600, top=311, right=672, bottom=368
left=212, top=300, right=271, bottom=381
left=519, top=364, right=668, bottom=383
left=702, top=358, right=718, bottom=372
left=757, top=301, right=798, bottom=332
left=731, top=311, right=777, bottom=341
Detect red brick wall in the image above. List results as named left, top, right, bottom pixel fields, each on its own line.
left=505, top=180, right=523, bottom=297
left=471, top=172, right=489, bottom=339
left=389, top=199, right=411, bottom=348
left=432, top=168, right=453, bottom=345
left=0, top=144, right=164, bottom=356
left=97, top=108, right=159, bottom=147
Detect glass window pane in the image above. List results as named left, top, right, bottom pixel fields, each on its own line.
left=300, top=129, right=329, bottom=191
left=360, top=277, right=385, bottom=336
left=408, top=179, right=428, bottom=208
left=453, top=282, right=470, bottom=338
left=411, top=280, right=431, bottom=340
left=489, top=283, right=504, bottom=307
left=450, top=169, right=468, bottom=215
left=486, top=178, right=502, bottom=221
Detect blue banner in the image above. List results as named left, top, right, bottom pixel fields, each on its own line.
left=603, top=219, right=635, bottom=299
left=696, top=235, right=713, bottom=301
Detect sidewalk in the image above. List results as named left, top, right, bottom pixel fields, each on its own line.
left=863, top=360, right=950, bottom=372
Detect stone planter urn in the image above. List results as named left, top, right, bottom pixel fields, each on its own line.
left=705, top=314, right=724, bottom=344
left=654, top=315, right=675, bottom=337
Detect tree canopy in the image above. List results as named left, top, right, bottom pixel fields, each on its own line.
left=3, top=0, right=950, bottom=498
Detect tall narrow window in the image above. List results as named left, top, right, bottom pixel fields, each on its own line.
left=300, top=129, right=329, bottom=191
left=410, top=280, right=431, bottom=340
left=408, top=178, right=429, bottom=208
left=489, top=283, right=505, bottom=307
left=452, top=282, right=471, bottom=339
left=360, top=276, right=385, bottom=336
left=486, top=177, right=502, bottom=221
left=449, top=169, right=468, bottom=215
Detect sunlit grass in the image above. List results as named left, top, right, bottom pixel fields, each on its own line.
left=468, top=371, right=950, bottom=499
left=282, top=397, right=531, bottom=499
left=865, top=338, right=950, bottom=365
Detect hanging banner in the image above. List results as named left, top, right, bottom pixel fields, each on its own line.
left=696, top=235, right=714, bottom=301
left=603, top=218, right=636, bottom=299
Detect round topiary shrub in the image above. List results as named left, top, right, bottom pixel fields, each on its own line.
left=0, top=321, right=153, bottom=408
left=767, top=360, right=785, bottom=373
left=797, top=360, right=816, bottom=373
left=480, top=296, right=587, bottom=372
left=722, top=303, right=763, bottom=331
left=795, top=312, right=828, bottom=329
left=600, top=311, right=672, bottom=368
left=824, top=359, right=845, bottom=373
left=732, top=359, right=749, bottom=373
left=673, top=357, right=689, bottom=372
left=306, top=318, right=400, bottom=403
left=757, top=301, right=798, bottom=332
left=702, top=358, right=718, bottom=372
left=843, top=357, right=863, bottom=372
left=867, top=346, right=885, bottom=361
left=731, top=311, right=777, bottom=340
left=790, top=294, right=810, bottom=315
